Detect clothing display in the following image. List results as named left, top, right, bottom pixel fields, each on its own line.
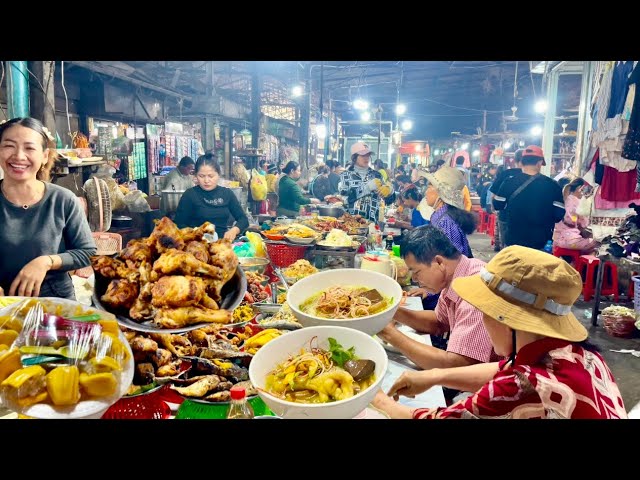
left=607, top=61, right=634, bottom=119
left=621, top=64, right=640, bottom=196
left=599, top=165, right=640, bottom=201
left=413, top=339, right=627, bottom=419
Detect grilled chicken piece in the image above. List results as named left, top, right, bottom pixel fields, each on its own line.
left=92, top=256, right=139, bottom=282
left=156, top=360, right=183, bottom=377
left=135, top=363, right=156, bottom=385
left=101, top=279, right=140, bottom=310
left=119, top=238, right=154, bottom=269
left=208, top=239, right=238, bottom=283
left=185, top=241, right=210, bottom=264
left=147, top=217, right=185, bottom=253
left=180, top=222, right=216, bottom=244
left=153, top=249, right=222, bottom=278
left=154, top=306, right=232, bottom=329
left=130, top=336, right=159, bottom=353
left=149, top=333, right=193, bottom=357
left=150, top=275, right=218, bottom=309
left=129, top=282, right=155, bottom=321
left=171, top=375, right=221, bottom=397
left=152, top=348, right=173, bottom=368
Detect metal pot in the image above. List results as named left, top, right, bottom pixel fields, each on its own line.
left=111, top=215, right=132, bottom=228
left=160, top=189, right=185, bottom=213
left=316, top=204, right=345, bottom=218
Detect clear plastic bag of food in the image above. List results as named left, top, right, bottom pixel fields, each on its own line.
left=0, top=298, right=134, bottom=418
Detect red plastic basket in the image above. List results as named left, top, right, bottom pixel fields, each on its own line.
left=265, top=242, right=308, bottom=268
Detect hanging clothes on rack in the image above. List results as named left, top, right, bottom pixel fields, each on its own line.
left=591, top=62, right=614, bottom=146
left=600, top=165, right=640, bottom=201
left=607, top=61, right=635, bottom=119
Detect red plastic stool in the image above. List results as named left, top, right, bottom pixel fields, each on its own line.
left=576, top=255, right=619, bottom=302
left=552, top=246, right=581, bottom=266
left=476, top=210, right=487, bottom=234
left=487, top=214, right=497, bottom=245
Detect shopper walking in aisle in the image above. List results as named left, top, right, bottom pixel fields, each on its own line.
left=276, top=161, right=320, bottom=217
left=0, top=117, right=96, bottom=299
left=338, top=142, right=395, bottom=223
left=174, top=153, right=249, bottom=242
left=553, top=177, right=599, bottom=254
left=490, top=149, right=523, bottom=251
left=373, top=246, right=627, bottom=419
left=492, top=145, right=565, bottom=250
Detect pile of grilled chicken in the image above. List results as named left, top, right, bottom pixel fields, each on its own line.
left=124, top=325, right=257, bottom=402
left=91, top=217, right=238, bottom=328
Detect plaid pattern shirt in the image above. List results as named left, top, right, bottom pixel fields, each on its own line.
left=413, top=339, right=628, bottom=419
left=435, top=255, right=499, bottom=364
left=338, top=166, right=385, bottom=223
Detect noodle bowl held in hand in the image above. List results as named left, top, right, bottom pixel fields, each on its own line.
left=286, top=269, right=403, bottom=335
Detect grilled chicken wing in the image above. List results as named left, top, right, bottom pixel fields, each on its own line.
left=92, top=256, right=140, bottom=282
left=185, top=241, right=210, bottom=264
left=180, top=222, right=215, bottom=243
left=152, top=348, right=173, bottom=368
left=154, top=306, right=232, bottom=329
left=101, top=279, right=140, bottom=310
left=147, top=217, right=185, bottom=253
left=150, top=275, right=218, bottom=309
left=130, top=336, right=159, bottom=353
left=129, top=282, right=155, bottom=321
left=119, top=238, right=154, bottom=269
left=149, top=333, right=194, bottom=357
left=153, top=249, right=222, bottom=278
left=208, top=239, right=239, bottom=284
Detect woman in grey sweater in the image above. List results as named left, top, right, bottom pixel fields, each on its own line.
left=0, top=117, right=96, bottom=299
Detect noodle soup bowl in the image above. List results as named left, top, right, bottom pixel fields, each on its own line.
left=287, top=268, right=403, bottom=335
left=249, top=325, right=388, bottom=419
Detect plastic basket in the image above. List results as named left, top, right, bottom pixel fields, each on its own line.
left=74, top=232, right=123, bottom=278
left=264, top=241, right=308, bottom=268
left=602, top=314, right=637, bottom=338
left=633, top=276, right=640, bottom=312
left=101, top=388, right=171, bottom=420
left=175, top=396, right=273, bottom=419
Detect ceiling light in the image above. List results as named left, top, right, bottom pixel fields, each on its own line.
left=472, top=150, right=480, bottom=157
left=360, top=111, right=371, bottom=121
left=395, top=104, right=406, bottom=115
left=292, top=85, right=303, bottom=97
left=534, top=100, right=548, bottom=114
left=530, top=125, right=543, bottom=136
left=353, top=99, right=369, bottom=111
left=504, top=142, right=512, bottom=149
left=461, top=143, right=469, bottom=150
left=434, top=149, right=440, bottom=155
left=401, top=120, right=412, bottom=131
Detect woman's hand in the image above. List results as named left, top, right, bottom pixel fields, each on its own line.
left=407, top=287, right=428, bottom=299
left=9, top=256, right=52, bottom=297
left=223, top=227, right=241, bottom=242
left=387, top=370, right=439, bottom=401
left=310, top=198, right=321, bottom=205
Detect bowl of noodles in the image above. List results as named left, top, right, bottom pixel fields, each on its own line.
left=286, top=268, right=403, bottom=335
left=248, top=325, right=388, bottom=419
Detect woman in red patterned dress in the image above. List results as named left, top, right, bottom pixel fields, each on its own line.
left=373, top=245, right=627, bottom=419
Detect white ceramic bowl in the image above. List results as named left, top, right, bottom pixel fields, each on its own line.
left=286, top=268, right=403, bottom=335
left=249, top=326, right=388, bottom=419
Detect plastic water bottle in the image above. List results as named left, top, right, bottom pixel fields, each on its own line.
left=226, top=386, right=254, bottom=419
left=543, top=240, right=553, bottom=254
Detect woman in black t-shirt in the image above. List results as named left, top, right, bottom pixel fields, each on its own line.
left=174, top=154, right=249, bottom=241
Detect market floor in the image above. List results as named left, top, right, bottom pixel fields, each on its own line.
left=469, top=233, right=640, bottom=415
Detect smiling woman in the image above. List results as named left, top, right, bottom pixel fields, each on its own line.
left=0, top=117, right=96, bottom=299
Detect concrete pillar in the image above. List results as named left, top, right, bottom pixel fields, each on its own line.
left=28, top=61, right=56, bottom=134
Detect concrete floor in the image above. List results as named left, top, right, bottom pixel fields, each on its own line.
left=468, top=233, right=640, bottom=414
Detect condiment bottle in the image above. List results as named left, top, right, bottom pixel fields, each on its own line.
left=385, top=234, right=394, bottom=251
left=226, top=385, right=254, bottom=419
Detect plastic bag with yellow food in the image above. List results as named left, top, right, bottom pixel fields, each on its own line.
left=246, top=232, right=266, bottom=258
left=250, top=169, right=267, bottom=201
left=391, top=255, right=412, bottom=286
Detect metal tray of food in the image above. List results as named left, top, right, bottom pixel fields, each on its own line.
left=315, top=242, right=360, bottom=251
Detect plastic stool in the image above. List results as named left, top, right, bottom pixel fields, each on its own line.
left=487, top=214, right=497, bottom=245
left=476, top=210, right=488, bottom=234
left=576, top=255, right=619, bottom=302
left=552, top=246, right=581, bottom=266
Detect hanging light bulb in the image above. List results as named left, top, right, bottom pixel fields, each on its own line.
left=401, top=119, right=412, bottom=131
left=534, top=99, right=548, bottom=114
left=361, top=111, right=371, bottom=121
left=395, top=104, right=406, bottom=115
left=316, top=123, right=327, bottom=139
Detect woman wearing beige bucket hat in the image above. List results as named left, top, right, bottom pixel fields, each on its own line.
left=373, top=246, right=627, bottom=419
left=417, top=166, right=476, bottom=258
